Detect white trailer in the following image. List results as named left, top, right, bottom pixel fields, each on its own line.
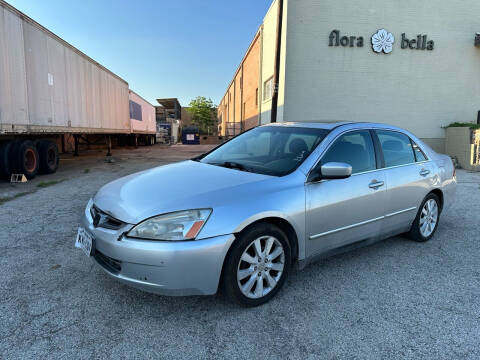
left=129, top=90, right=156, bottom=146
left=0, top=0, right=156, bottom=180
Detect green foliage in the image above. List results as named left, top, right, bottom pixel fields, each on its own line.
left=187, top=96, right=217, bottom=134
left=447, top=122, right=480, bottom=130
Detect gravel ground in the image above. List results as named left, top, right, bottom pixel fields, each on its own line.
left=1, top=145, right=479, bottom=359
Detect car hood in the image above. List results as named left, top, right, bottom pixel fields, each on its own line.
left=93, top=160, right=272, bottom=224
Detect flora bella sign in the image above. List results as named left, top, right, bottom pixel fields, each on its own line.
left=328, top=29, right=435, bottom=53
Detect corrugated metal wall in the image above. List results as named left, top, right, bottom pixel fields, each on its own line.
left=0, top=6, right=29, bottom=129
left=0, top=2, right=130, bottom=134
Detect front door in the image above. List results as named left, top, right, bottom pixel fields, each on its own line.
left=306, top=130, right=387, bottom=257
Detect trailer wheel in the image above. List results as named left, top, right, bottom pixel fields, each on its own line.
left=12, top=140, right=39, bottom=179
left=37, top=140, right=59, bottom=174
left=0, top=141, right=15, bottom=179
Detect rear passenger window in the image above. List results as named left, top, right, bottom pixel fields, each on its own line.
left=412, top=141, right=428, bottom=162
left=321, top=130, right=376, bottom=174
left=376, top=130, right=415, bottom=167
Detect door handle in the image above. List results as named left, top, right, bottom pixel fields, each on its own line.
left=419, top=169, right=430, bottom=176
left=369, top=180, right=384, bottom=189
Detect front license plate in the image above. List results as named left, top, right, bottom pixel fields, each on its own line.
left=75, top=227, right=94, bottom=256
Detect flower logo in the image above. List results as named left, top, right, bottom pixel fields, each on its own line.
left=371, top=29, right=395, bottom=54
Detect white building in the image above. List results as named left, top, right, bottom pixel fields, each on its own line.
left=220, top=0, right=480, bottom=152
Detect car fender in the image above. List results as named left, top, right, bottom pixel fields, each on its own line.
left=232, top=210, right=305, bottom=257
left=196, top=175, right=308, bottom=260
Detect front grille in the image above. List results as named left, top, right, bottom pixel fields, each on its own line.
left=90, top=205, right=124, bottom=230
left=94, top=250, right=122, bottom=273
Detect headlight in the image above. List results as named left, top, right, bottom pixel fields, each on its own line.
left=127, top=209, right=212, bottom=241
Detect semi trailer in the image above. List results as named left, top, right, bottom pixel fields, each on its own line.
left=0, top=0, right=156, bottom=180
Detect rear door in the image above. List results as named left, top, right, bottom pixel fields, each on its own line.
left=374, top=130, right=434, bottom=234
left=305, top=130, right=387, bottom=256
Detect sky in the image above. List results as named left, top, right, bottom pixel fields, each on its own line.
left=7, top=0, right=273, bottom=107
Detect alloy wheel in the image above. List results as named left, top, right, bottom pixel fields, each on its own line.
left=419, top=199, right=438, bottom=237
left=237, top=236, right=285, bottom=299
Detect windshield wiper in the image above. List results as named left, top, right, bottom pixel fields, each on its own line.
left=208, top=161, right=253, bottom=172
left=191, top=154, right=204, bottom=162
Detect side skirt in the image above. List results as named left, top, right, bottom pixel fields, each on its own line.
left=297, top=226, right=410, bottom=270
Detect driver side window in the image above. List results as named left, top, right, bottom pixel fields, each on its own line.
left=321, top=130, right=377, bottom=174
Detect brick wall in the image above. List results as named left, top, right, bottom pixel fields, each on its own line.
left=242, top=34, right=261, bottom=131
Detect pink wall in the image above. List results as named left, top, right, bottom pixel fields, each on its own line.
left=129, top=90, right=156, bottom=134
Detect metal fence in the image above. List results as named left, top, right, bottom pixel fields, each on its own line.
left=226, top=122, right=241, bottom=138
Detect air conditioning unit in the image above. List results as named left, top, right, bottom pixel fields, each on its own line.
left=475, top=33, right=480, bottom=47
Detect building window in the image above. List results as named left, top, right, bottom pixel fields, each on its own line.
left=256, top=88, right=259, bottom=106
left=263, top=76, right=274, bottom=101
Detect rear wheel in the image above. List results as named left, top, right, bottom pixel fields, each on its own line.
left=37, top=140, right=59, bottom=174
left=0, top=141, right=15, bottom=179
left=222, top=223, right=291, bottom=307
left=407, top=193, right=441, bottom=242
left=11, top=140, right=39, bottom=179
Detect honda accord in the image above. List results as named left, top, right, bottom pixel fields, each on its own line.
left=76, top=122, right=456, bottom=306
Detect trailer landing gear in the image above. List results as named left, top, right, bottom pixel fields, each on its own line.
left=74, top=135, right=79, bottom=157
left=106, top=135, right=112, bottom=157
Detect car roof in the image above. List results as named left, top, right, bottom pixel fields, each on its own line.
left=263, top=121, right=353, bottom=130
left=261, top=121, right=432, bottom=153
left=262, top=121, right=411, bottom=133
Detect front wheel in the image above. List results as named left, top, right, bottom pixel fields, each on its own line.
left=407, top=193, right=441, bottom=242
left=222, top=223, right=291, bottom=307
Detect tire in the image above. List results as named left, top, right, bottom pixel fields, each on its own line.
left=407, top=193, right=441, bottom=242
left=11, top=140, right=39, bottom=179
left=222, top=223, right=291, bottom=307
left=37, top=140, right=59, bottom=174
left=0, top=141, right=15, bottom=180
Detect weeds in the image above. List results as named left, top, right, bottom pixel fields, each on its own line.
left=37, top=179, right=65, bottom=188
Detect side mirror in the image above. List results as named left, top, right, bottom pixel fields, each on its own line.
left=321, top=162, right=352, bottom=179
left=309, top=162, right=352, bottom=182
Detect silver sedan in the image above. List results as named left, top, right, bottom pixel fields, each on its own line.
left=75, top=122, right=456, bottom=306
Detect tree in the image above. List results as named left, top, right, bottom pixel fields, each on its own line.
left=187, top=96, right=217, bottom=134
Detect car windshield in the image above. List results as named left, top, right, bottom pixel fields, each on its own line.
left=199, top=126, right=330, bottom=176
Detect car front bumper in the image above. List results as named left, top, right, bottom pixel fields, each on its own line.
left=81, top=206, right=235, bottom=296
